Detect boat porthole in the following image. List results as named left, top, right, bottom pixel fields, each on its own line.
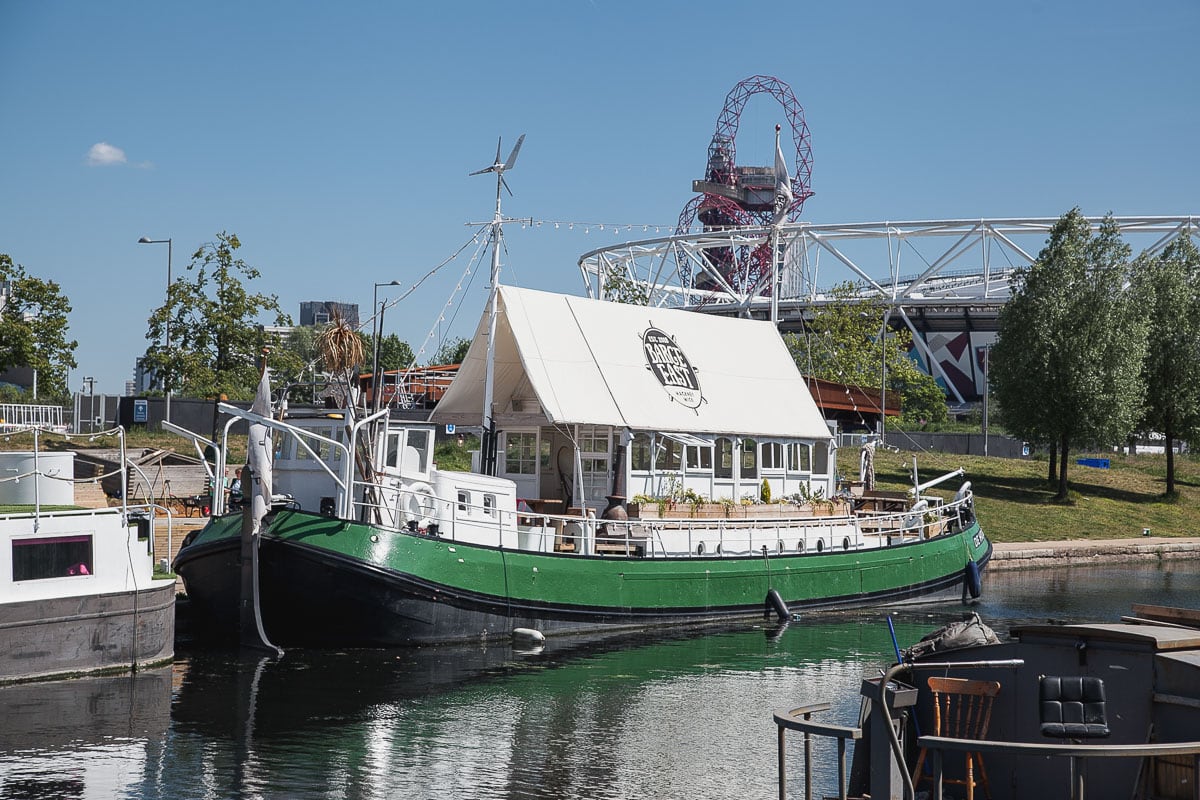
left=371, top=535, right=379, bottom=543
left=842, top=537, right=851, bottom=551
left=816, top=540, right=824, bottom=553
left=716, top=543, right=722, bottom=555
left=777, top=540, right=784, bottom=554
left=797, top=540, right=805, bottom=553
left=696, top=542, right=705, bottom=555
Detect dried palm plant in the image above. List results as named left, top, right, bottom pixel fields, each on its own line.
left=316, top=309, right=378, bottom=512
left=316, top=309, right=364, bottom=384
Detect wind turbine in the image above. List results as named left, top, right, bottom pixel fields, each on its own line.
left=470, top=134, right=525, bottom=477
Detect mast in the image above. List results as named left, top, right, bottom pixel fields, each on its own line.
left=469, top=134, right=524, bottom=475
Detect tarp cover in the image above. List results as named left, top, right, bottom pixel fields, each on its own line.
left=431, top=285, right=831, bottom=440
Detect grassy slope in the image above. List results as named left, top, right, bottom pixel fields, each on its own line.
left=871, top=448, right=1200, bottom=543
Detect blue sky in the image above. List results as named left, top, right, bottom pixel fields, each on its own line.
left=2, top=1, right=1197, bottom=395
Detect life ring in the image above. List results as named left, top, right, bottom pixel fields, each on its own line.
left=405, top=482, right=439, bottom=529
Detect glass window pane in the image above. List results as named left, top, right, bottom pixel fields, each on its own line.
left=741, top=438, right=757, bottom=478
left=12, top=535, right=94, bottom=581
left=630, top=433, right=651, bottom=472
left=715, top=438, right=733, bottom=479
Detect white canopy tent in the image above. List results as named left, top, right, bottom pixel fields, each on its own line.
left=431, top=285, right=831, bottom=442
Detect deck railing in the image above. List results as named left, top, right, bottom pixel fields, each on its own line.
left=348, top=480, right=976, bottom=558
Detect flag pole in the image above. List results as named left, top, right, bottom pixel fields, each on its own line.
left=771, top=124, right=791, bottom=325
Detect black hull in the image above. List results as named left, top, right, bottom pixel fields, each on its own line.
left=176, top=532, right=992, bottom=648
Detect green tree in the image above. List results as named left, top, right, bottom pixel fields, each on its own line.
left=142, top=233, right=290, bottom=401
left=990, top=210, right=1147, bottom=500
left=431, top=336, right=471, bottom=366
left=0, top=254, right=78, bottom=401
left=601, top=265, right=651, bottom=305
left=362, top=333, right=415, bottom=372
left=783, top=282, right=946, bottom=428
left=1131, top=235, right=1200, bottom=495
left=267, top=324, right=321, bottom=391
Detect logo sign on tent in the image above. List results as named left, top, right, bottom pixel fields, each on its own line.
left=642, top=326, right=704, bottom=411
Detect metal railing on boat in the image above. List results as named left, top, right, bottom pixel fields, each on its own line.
left=349, top=481, right=975, bottom=558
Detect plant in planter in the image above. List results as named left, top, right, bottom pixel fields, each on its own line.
left=760, top=478, right=771, bottom=504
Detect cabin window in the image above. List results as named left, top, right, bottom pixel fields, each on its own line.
left=630, top=432, right=652, bottom=472
left=715, top=438, right=733, bottom=479
left=385, top=432, right=403, bottom=469
left=483, top=494, right=496, bottom=517
left=655, top=438, right=682, bottom=471
left=458, top=490, right=470, bottom=512
left=813, top=442, right=829, bottom=475
left=685, top=444, right=712, bottom=471
left=316, top=427, right=335, bottom=461
left=330, top=427, right=343, bottom=462
left=788, top=443, right=811, bottom=473
left=12, top=535, right=94, bottom=581
left=275, top=433, right=294, bottom=461
left=405, top=429, right=433, bottom=474
left=761, top=442, right=785, bottom=471
left=741, top=438, right=758, bottom=479
left=504, top=432, right=538, bottom=475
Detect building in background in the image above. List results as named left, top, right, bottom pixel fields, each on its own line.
left=300, top=301, right=358, bottom=329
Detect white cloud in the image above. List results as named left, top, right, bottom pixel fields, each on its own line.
left=87, top=142, right=127, bottom=166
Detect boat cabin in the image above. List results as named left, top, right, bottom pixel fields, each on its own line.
left=431, top=285, right=838, bottom=514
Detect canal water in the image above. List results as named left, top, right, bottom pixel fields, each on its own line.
left=2, top=560, right=1199, bottom=799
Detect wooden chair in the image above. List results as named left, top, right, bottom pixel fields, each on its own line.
left=912, top=676, right=1002, bottom=800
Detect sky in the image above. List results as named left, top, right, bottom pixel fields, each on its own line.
left=1, top=1, right=1197, bottom=396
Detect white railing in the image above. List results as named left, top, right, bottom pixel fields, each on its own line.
left=346, top=480, right=976, bottom=559
left=0, top=404, right=66, bottom=432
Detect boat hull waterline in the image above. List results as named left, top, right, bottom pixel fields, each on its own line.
left=175, top=509, right=991, bottom=646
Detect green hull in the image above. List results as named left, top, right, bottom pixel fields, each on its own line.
left=175, top=510, right=991, bottom=645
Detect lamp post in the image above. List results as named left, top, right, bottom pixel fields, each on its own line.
left=372, top=280, right=401, bottom=412
left=138, top=236, right=173, bottom=424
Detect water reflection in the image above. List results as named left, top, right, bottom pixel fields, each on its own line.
left=0, top=667, right=171, bottom=800
left=0, top=560, right=1197, bottom=799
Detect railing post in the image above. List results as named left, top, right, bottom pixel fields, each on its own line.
left=777, top=723, right=787, bottom=800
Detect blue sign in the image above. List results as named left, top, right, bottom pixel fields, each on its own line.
left=133, top=399, right=149, bottom=423
left=445, top=423, right=456, bottom=434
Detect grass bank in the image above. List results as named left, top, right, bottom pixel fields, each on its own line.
left=871, top=447, right=1200, bottom=543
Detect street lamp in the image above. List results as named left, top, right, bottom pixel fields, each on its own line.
left=372, top=280, right=401, bottom=412
left=138, top=236, right=173, bottom=423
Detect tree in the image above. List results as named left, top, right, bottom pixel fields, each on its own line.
left=783, top=282, right=947, bottom=428
left=1131, top=235, right=1200, bottom=495
left=601, top=265, right=651, bottom=305
left=990, top=210, right=1147, bottom=500
left=0, top=254, right=78, bottom=401
left=362, top=333, right=415, bottom=372
left=142, top=233, right=290, bottom=401
left=267, top=324, right=322, bottom=393
left=431, top=336, right=471, bottom=366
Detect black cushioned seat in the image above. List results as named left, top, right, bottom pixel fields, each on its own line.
left=1039, top=676, right=1110, bottom=739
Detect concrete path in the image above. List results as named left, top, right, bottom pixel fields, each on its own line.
left=988, top=536, right=1200, bottom=571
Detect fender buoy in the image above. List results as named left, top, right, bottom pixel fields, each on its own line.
left=963, top=559, right=982, bottom=600
left=405, top=482, right=438, bottom=529
left=765, top=588, right=790, bottom=622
